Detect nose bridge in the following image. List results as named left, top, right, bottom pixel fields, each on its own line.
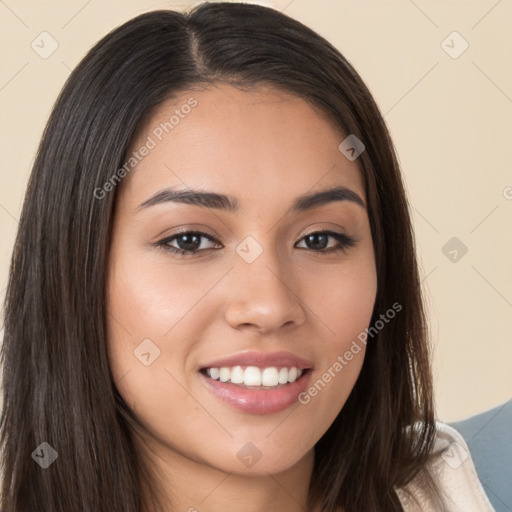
left=234, top=234, right=288, bottom=289
left=224, top=234, right=306, bottom=331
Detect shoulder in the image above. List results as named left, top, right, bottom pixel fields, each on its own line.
left=395, top=421, right=495, bottom=511
left=449, top=399, right=512, bottom=512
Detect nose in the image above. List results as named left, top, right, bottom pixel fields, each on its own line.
left=223, top=243, right=307, bottom=334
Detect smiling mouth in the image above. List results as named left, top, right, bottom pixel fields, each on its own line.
left=200, top=365, right=310, bottom=389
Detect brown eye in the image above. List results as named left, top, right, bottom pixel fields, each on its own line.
left=155, top=229, right=356, bottom=257
left=155, top=230, right=221, bottom=256
left=295, top=231, right=356, bottom=253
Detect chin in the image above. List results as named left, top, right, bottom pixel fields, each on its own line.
left=206, top=438, right=313, bottom=477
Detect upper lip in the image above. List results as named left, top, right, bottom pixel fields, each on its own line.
left=200, top=351, right=313, bottom=370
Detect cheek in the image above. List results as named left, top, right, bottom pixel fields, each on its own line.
left=317, top=274, right=376, bottom=333
left=106, top=244, right=230, bottom=358
left=105, top=246, right=228, bottom=410
left=298, top=252, right=377, bottom=418
left=107, top=256, right=207, bottom=335
left=305, top=248, right=377, bottom=344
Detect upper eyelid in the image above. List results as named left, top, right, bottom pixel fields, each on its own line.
left=162, top=230, right=219, bottom=244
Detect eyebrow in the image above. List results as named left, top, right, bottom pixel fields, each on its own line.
left=136, top=185, right=366, bottom=214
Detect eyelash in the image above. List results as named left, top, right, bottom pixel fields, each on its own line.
left=155, top=229, right=356, bottom=257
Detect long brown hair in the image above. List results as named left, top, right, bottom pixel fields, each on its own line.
left=1, top=3, right=441, bottom=511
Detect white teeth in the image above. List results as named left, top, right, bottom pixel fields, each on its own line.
left=244, top=366, right=262, bottom=386
left=288, top=367, right=298, bottom=382
left=219, top=367, right=230, bottom=382
left=230, top=365, right=244, bottom=384
left=205, top=366, right=304, bottom=387
left=278, top=367, right=289, bottom=384
left=261, top=367, right=279, bottom=387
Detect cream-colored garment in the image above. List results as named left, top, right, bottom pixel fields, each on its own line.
left=395, top=422, right=495, bottom=511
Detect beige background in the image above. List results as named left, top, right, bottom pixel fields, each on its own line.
left=0, top=0, right=510, bottom=422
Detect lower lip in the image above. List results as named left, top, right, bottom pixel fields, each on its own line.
left=200, top=371, right=311, bottom=414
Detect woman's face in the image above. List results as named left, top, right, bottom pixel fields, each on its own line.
left=107, top=83, right=377, bottom=476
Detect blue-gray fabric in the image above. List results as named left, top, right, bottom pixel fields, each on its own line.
left=449, top=400, right=512, bottom=512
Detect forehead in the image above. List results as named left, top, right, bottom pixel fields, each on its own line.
left=121, top=83, right=365, bottom=209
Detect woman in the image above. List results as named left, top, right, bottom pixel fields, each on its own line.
left=0, top=2, right=494, bottom=511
